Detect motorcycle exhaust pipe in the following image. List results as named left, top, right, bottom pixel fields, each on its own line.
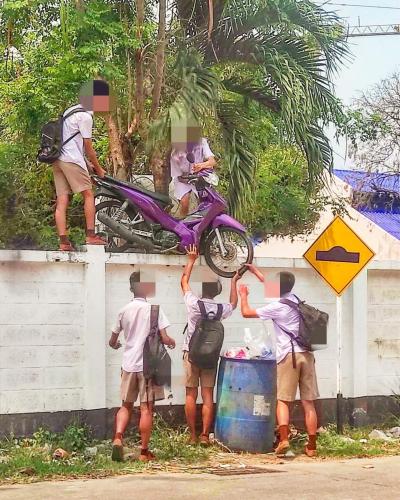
left=97, top=212, right=154, bottom=250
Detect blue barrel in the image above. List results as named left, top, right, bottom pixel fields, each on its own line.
left=215, top=356, right=277, bottom=453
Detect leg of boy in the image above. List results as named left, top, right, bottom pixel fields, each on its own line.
left=185, top=387, right=198, bottom=442
left=139, top=402, right=154, bottom=451
left=112, top=402, right=133, bottom=462
left=200, top=386, right=214, bottom=438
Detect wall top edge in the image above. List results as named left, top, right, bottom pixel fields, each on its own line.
left=0, top=249, right=399, bottom=271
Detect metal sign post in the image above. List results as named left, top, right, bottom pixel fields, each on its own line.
left=303, top=216, right=375, bottom=433
left=336, top=295, right=344, bottom=434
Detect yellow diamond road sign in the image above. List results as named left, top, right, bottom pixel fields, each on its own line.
left=303, top=216, right=375, bottom=296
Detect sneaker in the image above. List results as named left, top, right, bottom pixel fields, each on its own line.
left=275, top=440, right=290, bottom=456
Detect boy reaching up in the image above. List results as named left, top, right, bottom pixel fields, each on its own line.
left=180, top=245, right=240, bottom=445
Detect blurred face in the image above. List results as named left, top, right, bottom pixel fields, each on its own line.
left=134, top=282, right=155, bottom=298
left=79, top=80, right=114, bottom=114
left=171, top=123, right=202, bottom=152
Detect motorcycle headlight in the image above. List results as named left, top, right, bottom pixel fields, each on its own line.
left=205, top=173, right=219, bottom=186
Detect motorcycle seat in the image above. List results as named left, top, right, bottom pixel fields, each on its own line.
left=104, top=175, right=172, bottom=206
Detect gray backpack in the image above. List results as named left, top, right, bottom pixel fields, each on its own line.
left=279, top=296, right=328, bottom=368
left=188, top=301, right=224, bottom=370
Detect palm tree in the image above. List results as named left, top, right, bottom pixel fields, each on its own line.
left=150, top=0, right=347, bottom=216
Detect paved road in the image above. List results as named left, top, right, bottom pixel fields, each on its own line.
left=1, top=456, right=399, bottom=500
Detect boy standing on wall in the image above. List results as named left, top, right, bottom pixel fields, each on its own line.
left=239, top=264, right=320, bottom=457
left=52, top=80, right=109, bottom=250
left=180, top=245, right=240, bottom=445
left=109, top=271, right=176, bottom=462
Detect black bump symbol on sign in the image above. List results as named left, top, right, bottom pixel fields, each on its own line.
left=316, top=246, right=360, bottom=264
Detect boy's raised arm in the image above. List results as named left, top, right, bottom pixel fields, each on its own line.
left=181, top=244, right=198, bottom=294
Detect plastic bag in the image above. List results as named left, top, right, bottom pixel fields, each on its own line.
left=244, top=326, right=275, bottom=360
left=224, top=347, right=249, bottom=359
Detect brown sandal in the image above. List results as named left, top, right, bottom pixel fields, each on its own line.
left=59, top=237, right=74, bottom=252
left=139, top=449, right=156, bottom=462
left=86, top=234, right=107, bottom=245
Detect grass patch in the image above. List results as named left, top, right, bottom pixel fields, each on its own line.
left=291, top=425, right=400, bottom=458
left=0, top=417, right=212, bottom=485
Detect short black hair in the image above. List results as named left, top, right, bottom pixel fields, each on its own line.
left=93, top=79, right=110, bottom=96
left=129, top=271, right=140, bottom=292
left=279, top=272, right=295, bottom=296
left=202, top=281, right=222, bottom=299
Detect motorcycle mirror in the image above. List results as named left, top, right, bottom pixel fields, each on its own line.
left=186, top=152, right=195, bottom=164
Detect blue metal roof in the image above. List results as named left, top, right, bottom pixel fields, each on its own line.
left=334, top=169, right=400, bottom=241
left=358, top=210, right=400, bottom=240
left=334, top=169, right=400, bottom=194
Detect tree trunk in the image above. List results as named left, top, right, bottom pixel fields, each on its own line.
left=108, top=114, right=127, bottom=180
left=150, top=0, right=166, bottom=120
left=135, top=0, right=145, bottom=128
left=150, top=151, right=170, bottom=196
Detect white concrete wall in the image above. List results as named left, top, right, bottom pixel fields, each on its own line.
left=0, top=248, right=399, bottom=415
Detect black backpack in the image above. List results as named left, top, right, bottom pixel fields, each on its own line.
left=188, top=301, right=224, bottom=370
left=279, top=296, right=329, bottom=368
left=143, top=305, right=171, bottom=387
left=37, top=107, right=89, bottom=164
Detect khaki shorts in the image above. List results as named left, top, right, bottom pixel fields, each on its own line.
left=120, top=370, right=164, bottom=404
left=277, top=352, right=320, bottom=402
left=53, top=159, right=92, bottom=196
left=183, top=351, right=216, bottom=388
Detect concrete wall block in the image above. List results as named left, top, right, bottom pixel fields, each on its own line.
left=0, top=281, right=40, bottom=303
left=0, top=390, right=45, bottom=414
left=39, top=282, right=84, bottom=304
left=0, top=303, right=84, bottom=326
left=368, top=284, right=400, bottom=305
left=368, top=339, right=400, bottom=359
left=43, top=325, right=83, bottom=345
left=43, top=367, right=82, bottom=388
left=44, top=346, right=82, bottom=367
left=0, top=346, right=46, bottom=369
left=368, top=322, right=400, bottom=341
left=0, top=262, right=84, bottom=283
left=368, top=305, right=400, bottom=323
left=0, top=326, right=44, bottom=346
left=43, top=389, right=83, bottom=411
left=368, top=375, right=400, bottom=396
left=0, top=368, right=43, bottom=391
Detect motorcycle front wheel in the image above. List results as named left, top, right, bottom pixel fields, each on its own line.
left=204, top=227, right=254, bottom=278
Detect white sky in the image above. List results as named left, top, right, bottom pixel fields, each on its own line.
left=318, top=1, right=400, bottom=168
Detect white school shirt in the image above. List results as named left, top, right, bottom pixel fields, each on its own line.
left=113, top=298, right=170, bottom=373
left=256, top=293, right=305, bottom=364
left=58, top=104, right=93, bottom=171
left=170, top=138, right=214, bottom=178
left=182, top=291, right=233, bottom=351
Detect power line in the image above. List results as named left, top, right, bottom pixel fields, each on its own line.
left=320, top=2, right=400, bottom=10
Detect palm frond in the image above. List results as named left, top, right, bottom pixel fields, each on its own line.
left=216, top=100, right=257, bottom=217
left=147, top=55, right=220, bottom=151
left=222, top=78, right=281, bottom=112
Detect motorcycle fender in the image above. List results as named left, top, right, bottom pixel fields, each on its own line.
left=94, top=186, right=119, bottom=199
left=211, top=214, right=246, bottom=233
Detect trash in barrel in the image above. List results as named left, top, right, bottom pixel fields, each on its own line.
left=215, top=356, right=277, bottom=453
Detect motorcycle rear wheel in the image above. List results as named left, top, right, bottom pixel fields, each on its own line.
left=95, top=199, right=148, bottom=253
left=204, top=226, right=254, bottom=278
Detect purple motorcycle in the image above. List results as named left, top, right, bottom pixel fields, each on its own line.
left=93, top=158, right=253, bottom=278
